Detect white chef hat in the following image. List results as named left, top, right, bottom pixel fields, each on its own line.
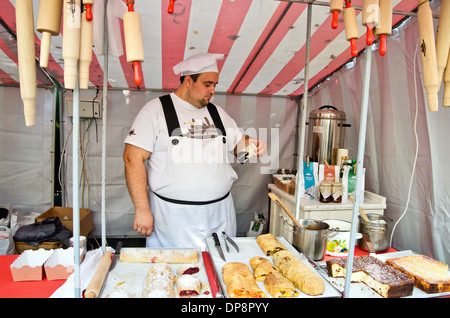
left=173, top=53, right=224, bottom=76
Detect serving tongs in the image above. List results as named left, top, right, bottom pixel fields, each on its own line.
left=221, top=231, right=239, bottom=253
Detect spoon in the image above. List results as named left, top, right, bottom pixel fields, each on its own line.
left=268, top=192, right=303, bottom=229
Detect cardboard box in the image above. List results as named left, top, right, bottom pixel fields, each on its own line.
left=36, top=207, right=94, bottom=236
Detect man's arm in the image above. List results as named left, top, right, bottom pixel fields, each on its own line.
left=123, top=143, right=154, bottom=237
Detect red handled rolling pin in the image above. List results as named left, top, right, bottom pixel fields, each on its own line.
left=375, top=0, right=392, bottom=56
left=343, top=1, right=359, bottom=57
left=124, top=1, right=144, bottom=87
left=330, top=0, right=344, bottom=29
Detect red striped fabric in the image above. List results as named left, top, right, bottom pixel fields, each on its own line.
left=0, top=0, right=426, bottom=96
left=161, top=0, right=192, bottom=90
left=209, top=0, right=253, bottom=74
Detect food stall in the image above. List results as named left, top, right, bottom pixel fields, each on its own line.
left=0, top=0, right=449, bottom=300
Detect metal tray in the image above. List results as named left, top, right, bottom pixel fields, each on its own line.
left=317, top=250, right=450, bottom=298
left=99, top=248, right=212, bottom=298
left=205, top=236, right=341, bottom=298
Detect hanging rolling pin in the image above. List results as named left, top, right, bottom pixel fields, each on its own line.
left=417, top=0, right=439, bottom=112
left=84, top=0, right=94, bottom=21
left=343, top=1, right=359, bottom=57
left=444, top=49, right=450, bottom=107
left=63, top=0, right=81, bottom=89
left=15, top=0, right=36, bottom=127
left=79, top=2, right=93, bottom=89
left=362, top=0, right=379, bottom=46
left=435, top=0, right=450, bottom=86
left=330, top=0, right=344, bottom=29
left=37, top=0, right=63, bottom=68
left=85, top=251, right=113, bottom=298
left=123, top=1, right=144, bottom=87
left=375, top=0, right=392, bottom=56
left=168, top=0, right=176, bottom=14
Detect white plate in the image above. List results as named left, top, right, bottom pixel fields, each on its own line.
left=205, top=236, right=342, bottom=298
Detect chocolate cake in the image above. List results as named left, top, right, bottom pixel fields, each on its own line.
left=326, top=255, right=415, bottom=298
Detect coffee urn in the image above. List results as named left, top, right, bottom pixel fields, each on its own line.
left=307, top=105, right=351, bottom=165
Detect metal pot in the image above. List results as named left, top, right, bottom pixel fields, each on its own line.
left=358, top=214, right=393, bottom=252
left=284, top=219, right=338, bottom=260
left=307, top=105, right=351, bottom=165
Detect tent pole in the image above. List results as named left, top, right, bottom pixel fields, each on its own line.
left=343, top=44, right=373, bottom=297
left=72, top=73, right=81, bottom=298
left=294, top=2, right=312, bottom=219
left=101, top=0, right=109, bottom=254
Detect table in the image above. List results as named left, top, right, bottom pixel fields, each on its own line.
left=0, top=247, right=414, bottom=298
left=0, top=254, right=65, bottom=298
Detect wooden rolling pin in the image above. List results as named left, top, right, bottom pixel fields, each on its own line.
left=343, top=1, right=359, bottom=57
left=444, top=50, right=450, bottom=106
left=15, top=0, right=36, bottom=127
left=37, top=0, right=63, bottom=68
left=362, top=0, right=379, bottom=46
left=85, top=251, right=112, bottom=298
left=435, top=0, right=450, bottom=85
left=417, top=0, right=439, bottom=112
left=330, top=0, right=344, bottom=29
left=63, top=0, right=81, bottom=89
left=123, top=1, right=144, bottom=87
left=79, top=5, right=93, bottom=89
left=375, top=0, right=392, bottom=56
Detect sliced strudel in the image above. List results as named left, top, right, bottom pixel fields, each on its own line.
left=222, top=262, right=267, bottom=298
left=142, top=264, right=175, bottom=298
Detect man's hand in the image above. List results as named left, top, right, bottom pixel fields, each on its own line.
left=133, top=209, right=154, bottom=237
left=248, top=137, right=267, bottom=157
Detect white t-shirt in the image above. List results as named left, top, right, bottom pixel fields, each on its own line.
left=124, top=93, right=243, bottom=196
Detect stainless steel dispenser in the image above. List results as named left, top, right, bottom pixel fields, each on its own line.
left=307, top=105, right=350, bottom=165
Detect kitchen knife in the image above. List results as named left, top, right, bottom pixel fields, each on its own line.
left=212, top=232, right=226, bottom=261
left=110, top=241, right=123, bottom=270
left=222, top=233, right=230, bottom=253
left=222, top=231, right=239, bottom=252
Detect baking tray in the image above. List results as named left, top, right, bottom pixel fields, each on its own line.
left=205, top=236, right=341, bottom=298
left=317, top=250, right=450, bottom=298
left=99, top=248, right=212, bottom=298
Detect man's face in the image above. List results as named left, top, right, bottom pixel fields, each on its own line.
left=187, top=72, right=219, bottom=108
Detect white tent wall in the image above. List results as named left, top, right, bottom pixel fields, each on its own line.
left=0, top=86, right=54, bottom=213
left=306, top=16, right=449, bottom=264
left=61, top=89, right=298, bottom=238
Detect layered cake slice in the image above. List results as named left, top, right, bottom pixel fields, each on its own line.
left=326, top=255, right=414, bottom=298
left=386, top=255, right=450, bottom=294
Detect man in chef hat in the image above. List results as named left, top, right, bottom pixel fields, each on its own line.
left=123, top=53, right=267, bottom=250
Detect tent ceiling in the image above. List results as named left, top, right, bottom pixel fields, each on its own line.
left=0, top=0, right=418, bottom=97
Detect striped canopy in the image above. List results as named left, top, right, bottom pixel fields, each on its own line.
left=0, top=0, right=417, bottom=96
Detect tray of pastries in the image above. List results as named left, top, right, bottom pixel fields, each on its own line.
left=99, top=248, right=212, bottom=298
left=319, top=250, right=450, bottom=298
left=205, top=234, right=341, bottom=298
